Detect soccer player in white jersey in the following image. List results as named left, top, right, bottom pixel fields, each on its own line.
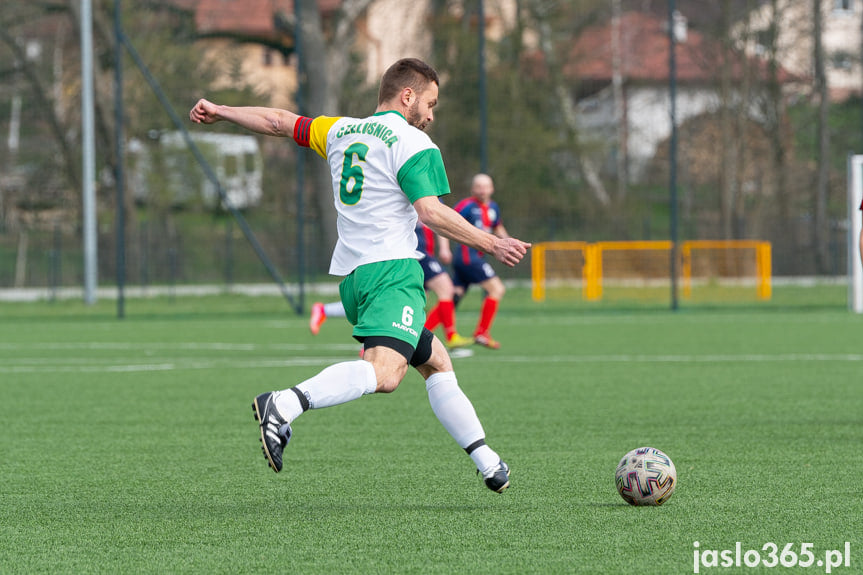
left=190, top=58, right=530, bottom=493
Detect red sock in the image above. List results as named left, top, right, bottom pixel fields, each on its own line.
left=475, top=297, right=499, bottom=336
left=438, top=300, right=456, bottom=338
left=425, top=304, right=442, bottom=330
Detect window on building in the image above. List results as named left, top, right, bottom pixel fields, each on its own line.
left=754, top=29, right=773, bottom=57
left=830, top=50, right=854, bottom=70
left=833, top=0, right=854, bottom=12
left=224, top=155, right=238, bottom=177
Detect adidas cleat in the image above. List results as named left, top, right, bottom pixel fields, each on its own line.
left=445, top=333, right=474, bottom=349
left=309, top=302, right=326, bottom=335
left=482, top=460, right=510, bottom=493
left=252, top=392, right=291, bottom=473
left=474, top=333, right=501, bottom=350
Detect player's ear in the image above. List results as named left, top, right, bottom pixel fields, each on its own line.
left=401, top=87, right=414, bottom=106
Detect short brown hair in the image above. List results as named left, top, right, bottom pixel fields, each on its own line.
left=378, top=58, right=440, bottom=105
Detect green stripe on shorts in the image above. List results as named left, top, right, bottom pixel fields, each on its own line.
left=339, top=259, right=427, bottom=347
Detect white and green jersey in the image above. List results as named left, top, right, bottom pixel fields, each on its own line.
left=304, top=111, right=450, bottom=276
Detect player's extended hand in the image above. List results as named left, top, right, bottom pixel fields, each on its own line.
left=189, top=98, right=221, bottom=124
left=438, top=246, right=453, bottom=265
left=491, top=237, right=531, bottom=267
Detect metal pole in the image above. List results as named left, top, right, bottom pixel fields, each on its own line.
left=668, top=1, right=679, bottom=311
left=114, top=0, right=126, bottom=318
left=81, top=0, right=98, bottom=304
left=611, top=0, right=627, bottom=198
left=849, top=155, right=863, bottom=313
left=225, top=217, right=234, bottom=288
left=295, top=0, right=306, bottom=314
left=478, top=0, right=488, bottom=173
left=49, top=223, right=61, bottom=301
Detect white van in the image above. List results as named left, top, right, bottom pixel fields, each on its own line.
left=129, top=131, right=263, bottom=209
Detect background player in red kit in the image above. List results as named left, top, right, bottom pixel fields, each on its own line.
left=452, top=173, right=510, bottom=349
left=416, top=222, right=472, bottom=348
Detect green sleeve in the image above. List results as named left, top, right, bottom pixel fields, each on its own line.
left=397, top=148, right=451, bottom=203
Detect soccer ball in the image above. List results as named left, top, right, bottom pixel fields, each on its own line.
left=615, top=447, right=677, bottom=506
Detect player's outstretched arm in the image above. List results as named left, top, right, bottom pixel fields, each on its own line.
left=436, top=234, right=453, bottom=264
left=414, top=196, right=530, bottom=267
left=189, top=98, right=300, bottom=138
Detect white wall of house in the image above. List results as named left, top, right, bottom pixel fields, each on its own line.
left=364, top=0, right=432, bottom=83
left=823, top=0, right=861, bottom=98
left=744, top=0, right=862, bottom=100
left=201, top=40, right=297, bottom=109
left=362, top=0, right=520, bottom=82
left=627, top=86, right=721, bottom=177
left=578, top=85, right=723, bottom=182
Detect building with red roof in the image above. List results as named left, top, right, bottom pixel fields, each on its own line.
left=561, top=10, right=800, bottom=183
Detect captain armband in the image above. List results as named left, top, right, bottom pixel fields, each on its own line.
left=293, top=116, right=313, bottom=147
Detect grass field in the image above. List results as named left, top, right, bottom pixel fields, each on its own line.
left=1, top=286, right=861, bottom=574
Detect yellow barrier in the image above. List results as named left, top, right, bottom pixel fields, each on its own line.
left=530, top=241, right=587, bottom=301
left=532, top=240, right=772, bottom=302
left=587, top=241, right=673, bottom=300
left=680, top=240, right=772, bottom=300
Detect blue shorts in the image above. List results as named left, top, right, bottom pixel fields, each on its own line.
left=419, top=254, right=447, bottom=285
left=452, top=257, right=496, bottom=290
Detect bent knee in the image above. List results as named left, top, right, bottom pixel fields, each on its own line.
left=364, top=345, right=410, bottom=393
left=375, top=376, right=403, bottom=393
left=487, top=282, right=505, bottom=300
left=372, top=361, right=409, bottom=393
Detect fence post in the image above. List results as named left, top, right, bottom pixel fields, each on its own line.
left=531, top=244, right=546, bottom=302
left=681, top=242, right=691, bottom=299
left=757, top=242, right=772, bottom=300
left=585, top=244, right=603, bottom=301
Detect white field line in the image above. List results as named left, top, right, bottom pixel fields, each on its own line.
left=504, top=314, right=857, bottom=325
left=0, top=277, right=847, bottom=302
left=0, top=342, right=361, bottom=373
left=0, top=342, right=361, bottom=351
left=0, top=357, right=348, bottom=373
left=489, top=353, right=863, bottom=363
left=0, top=349, right=861, bottom=374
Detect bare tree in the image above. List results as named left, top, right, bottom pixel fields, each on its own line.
left=0, top=3, right=81, bottom=195
left=611, top=0, right=628, bottom=198
left=292, top=0, right=376, bottom=254
left=525, top=0, right=611, bottom=206
left=717, top=0, right=738, bottom=240
left=813, top=0, right=830, bottom=272
left=763, top=0, right=792, bottom=249
left=0, top=1, right=216, bottom=221
left=732, top=6, right=753, bottom=240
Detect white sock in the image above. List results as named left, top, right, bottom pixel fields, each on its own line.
left=425, top=371, right=499, bottom=473
left=470, top=445, right=500, bottom=477
left=273, top=360, right=377, bottom=422
left=324, top=302, right=346, bottom=318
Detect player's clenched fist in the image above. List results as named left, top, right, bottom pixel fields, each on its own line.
left=189, top=99, right=221, bottom=124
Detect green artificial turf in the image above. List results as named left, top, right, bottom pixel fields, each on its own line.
left=1, top=287, right=860, bottom=574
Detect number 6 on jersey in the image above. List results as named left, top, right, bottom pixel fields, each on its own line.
left=339, top=143, right=368, bottom=205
